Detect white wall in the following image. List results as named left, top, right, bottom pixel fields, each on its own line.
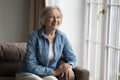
left=0, top=0, right=29, bottom=42
left=46, top=0, right=85, bottom=67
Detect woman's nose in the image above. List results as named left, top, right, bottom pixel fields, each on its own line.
left=53, top=17, right=57, bottom=21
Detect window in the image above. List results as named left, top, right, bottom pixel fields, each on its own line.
left=84, top=0, right=120, bottom=80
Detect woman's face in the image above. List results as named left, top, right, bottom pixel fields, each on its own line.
left=44, top=9, right=62, bottom=30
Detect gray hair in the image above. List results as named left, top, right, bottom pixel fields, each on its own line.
left=39, top=6, right=63, bottom=26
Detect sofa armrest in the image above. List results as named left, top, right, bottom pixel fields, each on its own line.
left=73, top=67, right=89, bottom=80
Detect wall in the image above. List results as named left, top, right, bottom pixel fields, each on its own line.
left=0, top=0, right=29, bottom=42
left=46, top=0, right=85, bottom=67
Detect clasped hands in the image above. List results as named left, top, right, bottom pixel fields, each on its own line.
left=52, top=63, right=75, bottom=80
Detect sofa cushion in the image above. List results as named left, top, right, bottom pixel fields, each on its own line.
left=0, top=43, right=27, bottom=76
left=0, top=43, right=27, bottom=62
left=0, top=62, right=21, bottom=77
left=0, top=77, right=14, bottom=80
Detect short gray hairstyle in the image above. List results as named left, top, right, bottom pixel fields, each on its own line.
left=39, top=6, right=63, bottom=26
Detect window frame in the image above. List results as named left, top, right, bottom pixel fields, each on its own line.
left=84, top=0, right=120, bottom=80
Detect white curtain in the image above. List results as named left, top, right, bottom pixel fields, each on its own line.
left=45, top=0, right=61, bottom=6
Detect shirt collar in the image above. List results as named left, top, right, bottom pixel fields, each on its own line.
left=38, top=27, right=63, bottom=38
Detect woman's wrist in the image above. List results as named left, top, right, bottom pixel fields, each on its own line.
left=69, top=64, right=73, bottom=69
left=51, top=69, right=60, bottom=76
left=51, top=70, right=56, bottom=76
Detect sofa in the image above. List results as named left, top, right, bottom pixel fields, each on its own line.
left=0, top=43, right=89, bottom=80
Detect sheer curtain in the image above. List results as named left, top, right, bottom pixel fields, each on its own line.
left=29, top=0, right=45, bottom=33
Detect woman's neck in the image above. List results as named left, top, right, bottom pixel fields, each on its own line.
left=45, top=27, right=56, bottom=43
left=45, top=27, right=56, bottom=37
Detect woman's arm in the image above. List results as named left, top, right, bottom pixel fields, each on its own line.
left=25, top=31, right=53, bottom=76
left=62, top=35, right=77, bottom=68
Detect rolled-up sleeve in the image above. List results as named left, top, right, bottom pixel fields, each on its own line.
left=62, top=35, right=77, bottom=68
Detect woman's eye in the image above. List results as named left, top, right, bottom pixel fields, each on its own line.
left=57, top=16, right=61, bottom=18
left=49, top=16, right=54, bottom=18
left=48, top=16, right=61, bottom=19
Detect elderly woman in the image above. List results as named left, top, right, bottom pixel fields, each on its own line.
left=15, top=6, right=77, bottom=80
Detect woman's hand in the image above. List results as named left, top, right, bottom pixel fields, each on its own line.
left=59, top=63, right=75, bottom=80
left=65, top=68, right=75, bottom=80
left=51, top=67, right=64, bottom=76
left=60, top=63, right=72, bottom=70
left=51, top=63, right=75, bottom=80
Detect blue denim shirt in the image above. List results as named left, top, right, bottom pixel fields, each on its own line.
left=17, top=27, right=77, bottom=76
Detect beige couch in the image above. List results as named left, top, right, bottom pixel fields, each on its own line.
left=0, top=43, right=89, bottom=80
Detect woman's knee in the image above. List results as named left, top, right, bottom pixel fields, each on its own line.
left=15, top=74, right=43, bottom=80
left=43, top=76, right=58, bottom=80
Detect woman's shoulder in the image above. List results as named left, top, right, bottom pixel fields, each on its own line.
left=56, top=29, right=68, bottom=40
left=29, top=30, right=38, bottom=37
left=28, top=29, right=41, bottom=40
left=57, top=29, right=66, bottom=36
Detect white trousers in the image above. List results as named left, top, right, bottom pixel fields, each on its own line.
left=15, top=74, right=58, bottom=80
